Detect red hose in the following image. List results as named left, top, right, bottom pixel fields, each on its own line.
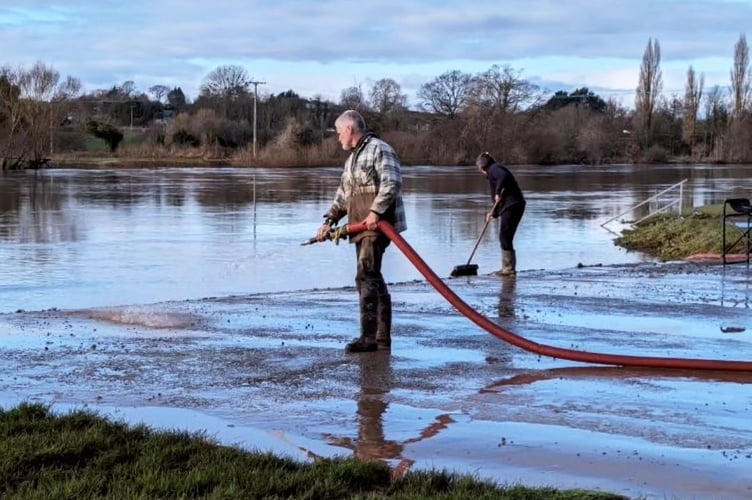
left=345, top=221, right=752, bottom=372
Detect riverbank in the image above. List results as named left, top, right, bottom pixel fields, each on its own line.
left=616, top=204, right=746, bottom=260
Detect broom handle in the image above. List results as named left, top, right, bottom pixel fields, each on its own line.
left=465, top=195, right=502, bottom=265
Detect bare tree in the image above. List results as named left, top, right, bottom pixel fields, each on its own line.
left=339, top=85, right=365, bottom=110
left=0, top=62, right=80, bottom=167
left=730, top=33, right=751, bottom=122
left=682, top=65, right=704, bottom=156
left=200, top=65, right=252, bottom=118
left=635, top=38, right=663, bottom=147
left=468, top=64, right=542, bottom=115
left=703, top=85, right=729, bottom=158
left=417, top=69, right=472, bottom=119
left=120, top=80, right=137, bottom=98
left=200, top=65, right=251, bottom=97
left=368, top=78, right=406, bottom=115
left=26, top=62, right=81, bottom=157
left=149, top=84, right=171, bottom=104
left=0, top=66, right=27, bottom=169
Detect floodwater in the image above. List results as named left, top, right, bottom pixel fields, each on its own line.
left=1, top=163, right=751, bottom=313
left=1, top=163, right=752, bottom=499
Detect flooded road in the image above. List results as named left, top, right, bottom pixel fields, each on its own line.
left=1, top=261, right=751, bottom=499
left=1, top=164, right=752, bottom=498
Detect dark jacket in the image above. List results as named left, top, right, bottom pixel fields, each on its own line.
left=485, top=162, right=525, bottom=216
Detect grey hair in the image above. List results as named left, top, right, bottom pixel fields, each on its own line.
left=335, top=110, right=367, bottom=133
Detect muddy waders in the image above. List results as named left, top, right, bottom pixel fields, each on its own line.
left=375, top=293, right=391, bottom=349
left=346, top=294, right=379, bottom=352
left=346, top=236, right=392, bottom=353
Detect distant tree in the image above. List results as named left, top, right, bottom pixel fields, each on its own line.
left=85, top=120, right=123, bottom=152
left=368, top=78, right=406, bottom=115
left=200, top=65, right=252, bottom=118
left=120, top=80, right=137, bottom=98
left=149, top=85, right=171, bottom=104
left=703, top=85, right=729, bottom=158
left=635, top=38, right=663, bottom=147
left=544, top=88, right=606, bottom=112
left=469, top=64, right=542, bottom=114
left=682, top=66, right=704, bottom=156
left=0, top=62, right=81, bottom=167
left=200, top=65, right=251, bottom=98
left=167, top=87, right=188, bottom=111
left=339, top=85, right=365, bottom=110
left=417, top=69, right=472, bottom=119
left=730, top=33, right=751, bottom=122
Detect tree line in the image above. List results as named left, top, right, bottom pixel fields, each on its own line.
left=2, top=34, right=751, bottom=170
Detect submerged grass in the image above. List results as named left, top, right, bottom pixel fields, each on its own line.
left=615, top=204, right=745, bottom=261
left=0, top=403, right=629, bottom=500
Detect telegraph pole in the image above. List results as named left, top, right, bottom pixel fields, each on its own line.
left=250, top=80, right=266, bottom=158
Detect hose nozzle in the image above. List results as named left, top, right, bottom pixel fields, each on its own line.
left=300, top=225, right=352, bottom=246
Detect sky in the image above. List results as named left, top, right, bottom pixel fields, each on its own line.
left=1, top=0, right=751, bottom=109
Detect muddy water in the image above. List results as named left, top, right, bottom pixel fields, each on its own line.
left=1, top=163, right=750, bottom=314
left=0, top=264, right=750, bottom=499
left=2, top=163, right=752, bottom=498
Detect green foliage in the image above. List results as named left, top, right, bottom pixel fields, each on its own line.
left=0, top=403, right=628, bottom=500
left=544, top=88, right=607, bottom=112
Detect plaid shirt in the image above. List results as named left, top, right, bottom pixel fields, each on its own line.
left=326, top=133, right=407, bottom=234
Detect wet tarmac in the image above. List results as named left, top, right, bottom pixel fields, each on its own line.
left=1, top=261, right=752, bottom=499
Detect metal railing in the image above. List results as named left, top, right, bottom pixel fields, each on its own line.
left=600, top=179, right=688, bottom=232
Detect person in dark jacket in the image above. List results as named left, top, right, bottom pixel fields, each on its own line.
left=316, top=110, right=407, bottom=353
left=476, top=152, right=525, bottom=276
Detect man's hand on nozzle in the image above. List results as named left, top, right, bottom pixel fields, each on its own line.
left=316, top=223, right=332, bottom=241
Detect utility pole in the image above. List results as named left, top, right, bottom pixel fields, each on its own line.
left=250, top=80, right=266, bottom=158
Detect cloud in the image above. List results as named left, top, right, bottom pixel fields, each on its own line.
left=1, top=0, right=750, bottom=103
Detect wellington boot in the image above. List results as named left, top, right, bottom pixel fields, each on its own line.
left=346, top=293, right=378, bottom=353
left=345, top=337, right=378, bottom=353
left=496, top=250, right=517, bottom=276
left=375, top=293, right=392, bottom=350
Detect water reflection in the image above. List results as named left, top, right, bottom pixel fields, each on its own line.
left=323, top=352, right=455, bottom=476
left=479, top=366, right=752, bottom=391
left=498, top=277, right=517, bottom=319
left=1, top=164, right=751, bottom=313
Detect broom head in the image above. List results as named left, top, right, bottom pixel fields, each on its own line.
left=450, top=263, right=479, bottom=277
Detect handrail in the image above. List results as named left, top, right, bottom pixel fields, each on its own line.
left=601, top=178, right=688, bottom=229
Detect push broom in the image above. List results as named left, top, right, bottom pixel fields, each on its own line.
left=450, top=196, right=501, bottom=277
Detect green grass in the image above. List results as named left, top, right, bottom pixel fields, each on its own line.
left=83, top=130, right=148, bottom=153
left=0, top=403, right=629, bottom=500
left=615, top=204, right=745, bottom=260
left=84, top=135, right=109, bottom=152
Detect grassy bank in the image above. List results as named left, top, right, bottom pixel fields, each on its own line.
left=615, top=204, right=744, bottom=260
left=0, top=403, right=628, bottom=500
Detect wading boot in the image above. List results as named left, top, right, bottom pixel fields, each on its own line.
left=346, top=295, right=378, bottom=353
left=375, top=293, right=392, bottom=350
left=496, top=250, right=517, bottom=277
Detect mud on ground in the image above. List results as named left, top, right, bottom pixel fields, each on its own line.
left=1, top=262, right=752, bottom=499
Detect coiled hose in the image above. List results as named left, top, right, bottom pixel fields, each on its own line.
left=341, top=221, right=752, bottom=372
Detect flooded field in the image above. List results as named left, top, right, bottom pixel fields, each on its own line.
left=1, top=164, right=752, bottom=498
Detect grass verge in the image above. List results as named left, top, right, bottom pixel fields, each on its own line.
left=615, top=204, right=745, bottom=261
left=0, top=403, right=628, bottom=499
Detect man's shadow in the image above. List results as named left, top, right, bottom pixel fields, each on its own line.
left=324, top=352, right=455, bottom=477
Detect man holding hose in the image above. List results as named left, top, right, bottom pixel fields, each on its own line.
left=316, top=110, right=407, bottom=353
left=476, top=152, right=526, bottom=276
